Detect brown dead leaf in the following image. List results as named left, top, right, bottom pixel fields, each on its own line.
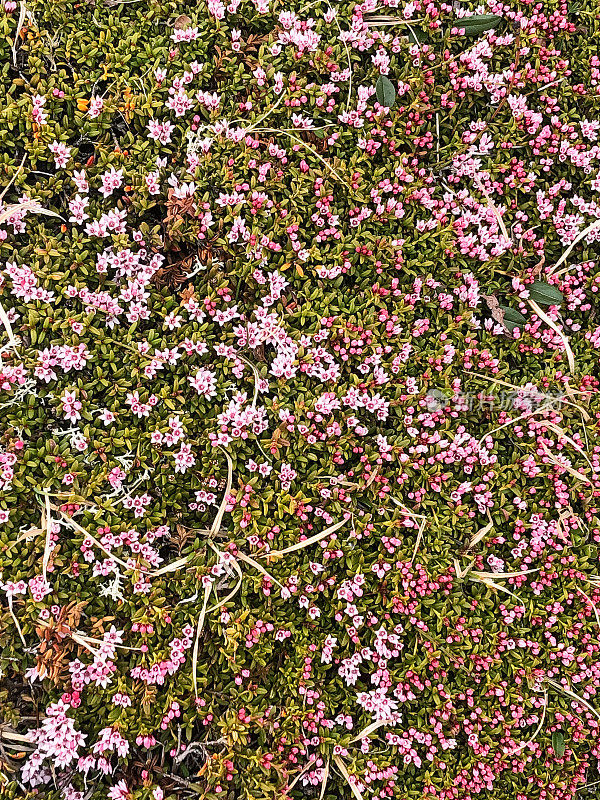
left=531, top=253, right=545, bottom=279
left=180, top=284, right=196, bottom=305
left=482, top=294, right=511, bottom=336
left=174, top=14, right=192, bottom=29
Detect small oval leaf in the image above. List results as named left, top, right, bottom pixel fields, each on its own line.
left=375, top=75, right=396, bottom=108
left=499, top=306, right=527, bottom=330
left=456, top=14, right=502, bottom=35
left=552, top=731, right=565, bottom=758
left=406, top=26, right=426, bottom=44
left=528, top=281, right=564, bottom=307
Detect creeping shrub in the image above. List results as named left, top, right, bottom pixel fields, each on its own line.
left=1, top=0, right=600, bottom=798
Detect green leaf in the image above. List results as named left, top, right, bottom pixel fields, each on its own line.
left=499, top=306, right=527, bottom=330
left=552, top=731, right=565, bottom=757
left=406, top=25, right=426, bottom=44
left=528, top=281, right=564, bottom=306
left=375, top=75, right=396, bottom=108
left=455, top=14, right=502, bottom=35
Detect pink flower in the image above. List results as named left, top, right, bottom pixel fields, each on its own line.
left=107, top=780, right=130, bottom=800
left=72, top=170, right=89, bottom=193
left=60, top=389, right=82, bottom=423
left=188, top=367, right=217, bottom=399
left=88, top=95, right=104, bottom=118
left=279, top=462, right=297, bottom=490
left=147, top=119, right=175, bottom=145
left=99, top=167, right=124, bottom=198
left=2, top=579, right=26, bottom=596
left=173, top=443, right=196, bottom=473
left=48, top=140, right=71, bottom=168
left=32, top=93, right=48, bottom=125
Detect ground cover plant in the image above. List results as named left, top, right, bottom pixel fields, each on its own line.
left=1, top=0, right=600, bottom=797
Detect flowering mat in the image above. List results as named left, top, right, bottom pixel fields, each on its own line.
left=2, top=0, right=600, bottom=798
